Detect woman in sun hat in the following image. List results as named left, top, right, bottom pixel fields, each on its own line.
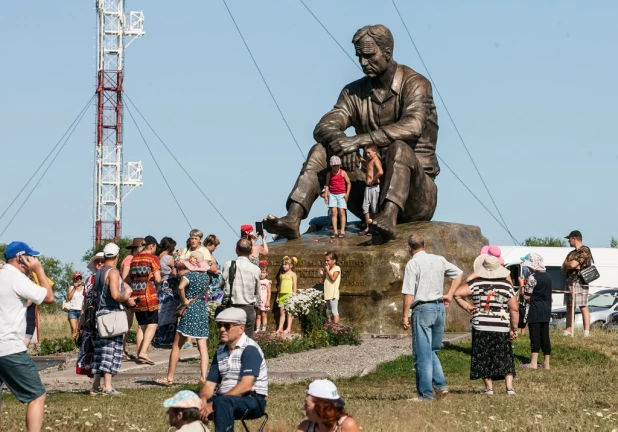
left=157, top=251, right=210, bottom=387
left=454, top=254, right=519, bottom=395
left=519, top=252, right=552, bottom=369
left=296, top=379, right=361, bottom=432
left=163, top=390, right=209, bottom=431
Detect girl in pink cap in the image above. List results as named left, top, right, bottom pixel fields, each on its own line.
left=324, top=155, right=351, bottom=238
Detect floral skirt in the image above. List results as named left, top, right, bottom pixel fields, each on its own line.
left=470, top=328, right=516, bottom=381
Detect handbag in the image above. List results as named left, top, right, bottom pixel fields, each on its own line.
left=62, top=299, right=72, bottom=313
left=176, top=277, right=211, bottom=318
left=95, top=268, right=129, bottom=338
left=580, top=255, right=600, bottom=284
left=215, top=261, right=236, bottom=317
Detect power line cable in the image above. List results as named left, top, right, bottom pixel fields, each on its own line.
left=0, top=95, right=95, bottom=237
left=391, top=0, right=519, bottom=245
left=124, top=102, right=193, bottom=230
left=221, top=0, right=305, bottom=159
left=0, top=94, right=96, bottom=223
left=298, top=0, right=361, bottom=72
left=124, top=93, right=237, bottom=236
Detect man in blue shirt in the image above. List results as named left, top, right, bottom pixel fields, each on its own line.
left=200, top=308, right=268, bottom=431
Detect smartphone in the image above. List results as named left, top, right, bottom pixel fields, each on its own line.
left=255, top=221, right=264, bottom=237
left=18, top=255, right=24, bottom=264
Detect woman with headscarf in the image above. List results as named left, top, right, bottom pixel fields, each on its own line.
left=519, top=252, right=552, bottom=369
left=454, top=254, right=519, bottom=395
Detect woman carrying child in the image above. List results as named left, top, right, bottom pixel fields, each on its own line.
left=255, top=260, right=272, bottom=332
left=319, top=251, right=341, bottom=323
left=275, top=256, right=298, bottom=334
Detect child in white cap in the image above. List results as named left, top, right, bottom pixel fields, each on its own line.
left=296, top=379, right=360, bottom=432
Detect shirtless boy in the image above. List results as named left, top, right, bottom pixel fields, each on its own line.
left=360, top=144, right=383, bottom=235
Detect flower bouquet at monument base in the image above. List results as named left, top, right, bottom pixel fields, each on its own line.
left=283, top=288, right=325, bottom=335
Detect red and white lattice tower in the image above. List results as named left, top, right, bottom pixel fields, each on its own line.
left=94, top=0, right=145, bottom=245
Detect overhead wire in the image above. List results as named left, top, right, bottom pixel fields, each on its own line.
left=0, top=94, right=96, bottom=223
left=124, top=93, right=237, bottom=236
left=390, top=0, right=519, bottom=245
left=221, top=0, right=305, bottom=160
left=124, top=102, right=193, bottom=230
left=0, top=94, right=96, bottom=237
left=299, top=0, right=518, bottom=244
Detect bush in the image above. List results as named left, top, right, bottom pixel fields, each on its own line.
left=36, top=337, right=77, bottom=356
left=324, top=323, right=362, bottom=346
left=253, top=332, right=286, bottom=359
left=308, top=328, right=330, bottom=349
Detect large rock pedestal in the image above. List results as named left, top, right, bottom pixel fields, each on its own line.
left=265, top=221, right=488, bottom=334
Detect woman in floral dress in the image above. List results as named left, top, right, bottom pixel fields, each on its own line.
left=157, top=251, right=210, bottom=386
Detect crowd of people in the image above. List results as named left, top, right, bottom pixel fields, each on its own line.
left=0, top=228, right=598, bottom=430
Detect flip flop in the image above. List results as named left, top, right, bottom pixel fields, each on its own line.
left=137, top=358, right=155, bottom=365
left=155, top=377, right=174, bottom=387
left=338, top=234, right=345, bottom=238
left=520, top=363, right=543, bottom=369
left=122, top=353, right=136, bottom=361
left=330, top=234, right=337, bottom=239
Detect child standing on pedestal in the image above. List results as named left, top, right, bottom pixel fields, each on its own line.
left=359, top=144, right=383, bottom=235
left=319, top=251, right=341, bottom=323
left=255, top=260, right=272, bottom=333
left=324, top=155, right=351, bottom=238
left=275, top=256, right=298, bottom=334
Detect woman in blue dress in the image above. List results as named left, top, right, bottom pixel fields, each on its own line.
left=157, top=251, right=210, bottom=386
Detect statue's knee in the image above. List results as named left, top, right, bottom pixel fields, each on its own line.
left=303, top=143, right=327, bottom=171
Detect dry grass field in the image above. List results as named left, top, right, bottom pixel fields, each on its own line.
left=3, top=328, right=618, bottom=431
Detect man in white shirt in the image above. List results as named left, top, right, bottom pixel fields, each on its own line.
left=401, top=234, right=463, bottom=401
left=0, top=241, right=55, bottom=432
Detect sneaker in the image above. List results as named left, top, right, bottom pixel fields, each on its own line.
left=563, top=330, right=572, bottom=336
left=261, top=327, right=266, bottom=332
left=181, top=342, right=191, bottom=349
left=584, top=330, right=590, bottom=337
left=434, top=387, right=449, bottom=396
left=480, top=389, right=494, bottom=395
left=255, top=328, right=260, bottom=333
left=102, top=388, right=124, bottom=397
left=506, top=388, right=516, bottom=395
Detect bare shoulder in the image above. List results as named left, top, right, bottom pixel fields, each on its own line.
left=341, top=416, right=361, bottom=431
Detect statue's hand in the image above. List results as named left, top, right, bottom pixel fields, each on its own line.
left=342, top=153, right=358, bottom=172
left=330, top=136, right=361, bottom=156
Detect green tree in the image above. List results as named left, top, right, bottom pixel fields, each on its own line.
left=611, top=237, right=618, bottom=248
left=81, top=236, right=136, bottom=269
left=522, top=236, right=567, bottom=247
left=0, top=243, right=78, bottom=311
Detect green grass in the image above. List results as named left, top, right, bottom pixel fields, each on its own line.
left=3, top=329, right=618, bottom=431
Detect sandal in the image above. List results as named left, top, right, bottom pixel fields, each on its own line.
left=156, top=377, right=174, bottom=387
left=330, top=234, right=337, bottom=239
left=122, top=352, right=136, bottom=361
left=338, top=234, right=345, bottom=238
left=101, top=388, right=124, bottom=397
left=89, top=387, right=102, bottom=396
left=137, top=357, right=155, bottom=365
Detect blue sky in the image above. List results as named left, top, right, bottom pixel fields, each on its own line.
left=1, top=0, right=617, bottom=271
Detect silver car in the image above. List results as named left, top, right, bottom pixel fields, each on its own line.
left=550, top=289, right=618, bottom=330
left=605, top=311, right=618, bottom=331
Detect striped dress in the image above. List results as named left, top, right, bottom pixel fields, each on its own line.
left=468, top=277, right=517, bottom=380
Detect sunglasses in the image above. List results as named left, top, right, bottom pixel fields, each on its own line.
left=217, top=322, right=240, bottom=330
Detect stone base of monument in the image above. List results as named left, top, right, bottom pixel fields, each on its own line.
left=265, top=221, right=488, bottom=334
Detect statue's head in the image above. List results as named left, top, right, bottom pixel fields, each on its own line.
left=352, top=25, right=394, bottom=78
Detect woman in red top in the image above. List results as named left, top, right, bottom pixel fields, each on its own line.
left=128, top=235, right=162, bottom=364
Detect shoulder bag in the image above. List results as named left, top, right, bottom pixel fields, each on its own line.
left=579, top=252, right=600, bottom=284
left=62, top=298, right=72, bottom=313
left=176, top=275, right=211, bottom=318
left=96, top=269, right=129, bottom=338
left=215, top=261, right=236, bottom=317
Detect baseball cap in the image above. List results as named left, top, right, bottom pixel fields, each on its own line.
left=216, top=307, right=247, bottom=325
left=103, top=243, right=120, bottom=258
left=143, top=235, right=158, bottom=246
left=163, top=390, right=202, bottom=409
left=306, top=379, right=345, bottom=406
left=4, top=241, right=41, bottom=261
left=565, top=230, right=582, bottom=239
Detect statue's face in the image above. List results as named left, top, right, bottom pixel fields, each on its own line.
left=355, top=36, right=390, bottom=78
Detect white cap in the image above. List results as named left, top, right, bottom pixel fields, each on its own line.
left=306, top=379, right=344, bottom=406
left=103, top=243, right=120, bottom=258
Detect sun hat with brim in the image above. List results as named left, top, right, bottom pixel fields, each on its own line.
left=307, top=379, right=345, bottom=407
left=163, top=390, right=202, bottom=409
left=127, top=237, right=145, bottom=250
left=216, top=307, right=247, bottom=325
left=183, top=251, right=208, bottom=272
left=87, top=252, right=105, bottom=272
left=521, top=252, right=546, bottom=272
left=473, top=254, right=510, bottom=279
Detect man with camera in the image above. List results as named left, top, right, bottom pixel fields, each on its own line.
left=0, top=241, right=55, bottom=432
left=218, top=238, right=261, bottom=338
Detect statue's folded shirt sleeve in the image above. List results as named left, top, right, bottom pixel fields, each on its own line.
left=313, top=87, right=354, bottom=146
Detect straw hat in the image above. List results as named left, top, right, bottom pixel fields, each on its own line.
left=473, top=254, right=510, bottom=279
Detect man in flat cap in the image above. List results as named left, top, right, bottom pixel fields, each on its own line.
left=200, top=308, right=268, bottom=431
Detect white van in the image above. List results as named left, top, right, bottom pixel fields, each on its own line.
left=499, top=246, right=618, bottom=310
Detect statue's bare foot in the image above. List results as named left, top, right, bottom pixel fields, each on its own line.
left=263, top=214, right=301, bottom=240
left=370, top=202, right=399, bottom=241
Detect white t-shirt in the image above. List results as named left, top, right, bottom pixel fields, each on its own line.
left=0, top=264, right=47, bottom=357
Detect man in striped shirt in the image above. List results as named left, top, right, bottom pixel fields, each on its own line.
left=401, top=234, right=463, bottom=401
left=200, top=308, right=268, bottom=431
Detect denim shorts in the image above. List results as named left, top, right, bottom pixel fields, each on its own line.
left=328, top=193, right=347, bottom=209
left=68, top=309, right=81, bottom=320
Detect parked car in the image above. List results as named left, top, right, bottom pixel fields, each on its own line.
left=605, top=311, right=618, bottom=332
left=550, top=289, right=618, bottom=330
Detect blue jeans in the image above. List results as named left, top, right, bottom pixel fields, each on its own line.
left=212, top=394, right=266, bottom=432
left=412, top=302, right=447, bottom=399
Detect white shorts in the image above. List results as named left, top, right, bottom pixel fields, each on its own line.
left=326, top=299, right=339, bottom=316
left=362, top=184, right=380, bottom=214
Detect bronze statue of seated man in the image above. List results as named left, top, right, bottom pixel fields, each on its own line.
left=264, top=24, right=440, bottom=241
